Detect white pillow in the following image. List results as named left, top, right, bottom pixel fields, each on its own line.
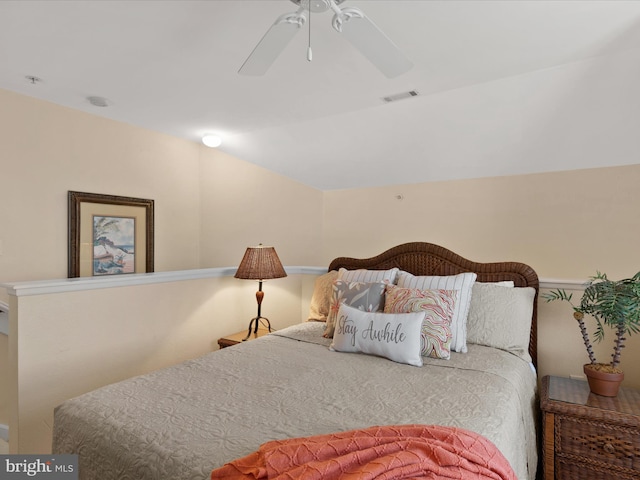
left=466, top=283, right=535, bottom=362
left=330, top=304, right=425, bottom=367
left=338, top=267, right=399, bottom=284
left=396, top=271, right=477, bottom=353
left=478, top=281, right=514, bottom=287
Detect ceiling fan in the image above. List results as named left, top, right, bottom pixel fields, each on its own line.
left=239, top=0, right=413, bottom=78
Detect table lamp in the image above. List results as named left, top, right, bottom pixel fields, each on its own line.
left=234, top=244, right=287, bottom=341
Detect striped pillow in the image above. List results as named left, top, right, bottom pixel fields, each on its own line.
left=396, top=271, right=477, bottom=353
left=384, top=285, right=457, bottom=359
left=338, top=267, right=399, bottom=284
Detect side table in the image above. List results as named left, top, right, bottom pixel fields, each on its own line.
left=540, top=375, right=640, bottom=480
left=217, top=328, right=270, bottom=349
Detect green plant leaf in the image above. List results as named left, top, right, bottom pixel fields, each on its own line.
left=548, top=271, right=640, bottom=366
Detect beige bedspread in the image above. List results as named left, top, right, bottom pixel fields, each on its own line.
left=53, top=322, right=538, bottom=480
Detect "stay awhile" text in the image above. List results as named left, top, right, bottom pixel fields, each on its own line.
left=336, top=315, right=406, bottom=347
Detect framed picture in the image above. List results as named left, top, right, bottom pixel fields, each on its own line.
left=68, top=191, right=154, bottom=278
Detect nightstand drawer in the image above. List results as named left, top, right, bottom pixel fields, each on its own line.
left=556, top=457, right=639, bottom=480
left=556, top=415, right=640, bottom=470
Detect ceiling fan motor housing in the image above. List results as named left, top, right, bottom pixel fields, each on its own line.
left=290, top=0, right=346, bottom=13
left=240, top=0, right=413, bottom=78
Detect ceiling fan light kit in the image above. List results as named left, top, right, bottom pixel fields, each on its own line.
left=202, top=134, right=222, bottom=148
left=239, top=0, right=412, bottom=78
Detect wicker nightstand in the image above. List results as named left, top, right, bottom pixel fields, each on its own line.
left=217, top=328, right=270, bottom=349
left=540, top=375, right=640, bottom=480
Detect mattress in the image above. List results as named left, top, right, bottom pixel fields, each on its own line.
left=53, top=322, right=538, bottom=480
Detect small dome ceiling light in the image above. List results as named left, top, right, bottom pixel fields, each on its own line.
left=202, top=134, right=222, bottom=148
left=87, top=96, right=109, bottom=107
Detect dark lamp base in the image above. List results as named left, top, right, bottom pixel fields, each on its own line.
left=242, top=316, right=272, bottom=341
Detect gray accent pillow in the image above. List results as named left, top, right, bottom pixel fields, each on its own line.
left=323, top=280, right=387, bottom=338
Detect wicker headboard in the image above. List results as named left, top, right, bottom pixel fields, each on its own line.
left=328, top=242, right=539, bottom=367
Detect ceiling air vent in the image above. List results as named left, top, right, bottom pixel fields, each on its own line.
left=382, top=90, right=419, bottom=103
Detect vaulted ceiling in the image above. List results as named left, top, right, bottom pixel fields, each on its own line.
left=1, top=1, right=639, bottom=189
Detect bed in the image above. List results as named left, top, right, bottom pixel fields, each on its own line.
left=52, top=242, right=540, bottom=480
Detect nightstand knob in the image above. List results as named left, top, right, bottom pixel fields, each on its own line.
left=603, top=442, right=615, bottom=454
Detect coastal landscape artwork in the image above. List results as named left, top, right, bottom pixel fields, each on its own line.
left=68, top=191, right=154, bottom=278
left=93, top=216, right=135, bottom=275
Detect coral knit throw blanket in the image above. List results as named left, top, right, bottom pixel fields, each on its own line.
left=210, top=424, right=516, bottom=480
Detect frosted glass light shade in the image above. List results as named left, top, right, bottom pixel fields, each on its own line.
left=202, top=134, right=222, bottom=148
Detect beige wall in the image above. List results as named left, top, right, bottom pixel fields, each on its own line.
left=0, top=88, right=323, bottom=449
left=7, top=273, right=313, bottom=453
left=0, top=89, right=202, bottom=283
left=198, top=149, right=324, bottom=267
left=322, top=165, right=640, bottom=279
left=322, top=164, right=640, bottom=388
left=0, top=87, right=323, bottom=284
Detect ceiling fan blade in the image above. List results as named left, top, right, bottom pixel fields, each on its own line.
left=333, top=7, right=412, bottom=78
left=239, top=10, right=306, bottom=76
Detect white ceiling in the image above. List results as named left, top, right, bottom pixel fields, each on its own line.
left=1, top=1, right=639, bottom=190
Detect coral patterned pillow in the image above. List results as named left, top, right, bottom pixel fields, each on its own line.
left=384, top=285, right=457, bottom=359
left=396, top=271, right=477, bottom=353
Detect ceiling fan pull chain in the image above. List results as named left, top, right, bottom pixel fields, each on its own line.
left=307, top=1, right=313, bottom=61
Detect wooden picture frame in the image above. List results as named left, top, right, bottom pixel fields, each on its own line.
left=68, top=191, right=154, bottom=278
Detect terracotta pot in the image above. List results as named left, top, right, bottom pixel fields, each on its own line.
left=583, top=364, right=624, bottom=397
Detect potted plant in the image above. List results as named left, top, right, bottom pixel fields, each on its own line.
left=543, top=271, right=640, bottom=396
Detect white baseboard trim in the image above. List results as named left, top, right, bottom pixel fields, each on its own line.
left=0, top=424, right=8, bottom=442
